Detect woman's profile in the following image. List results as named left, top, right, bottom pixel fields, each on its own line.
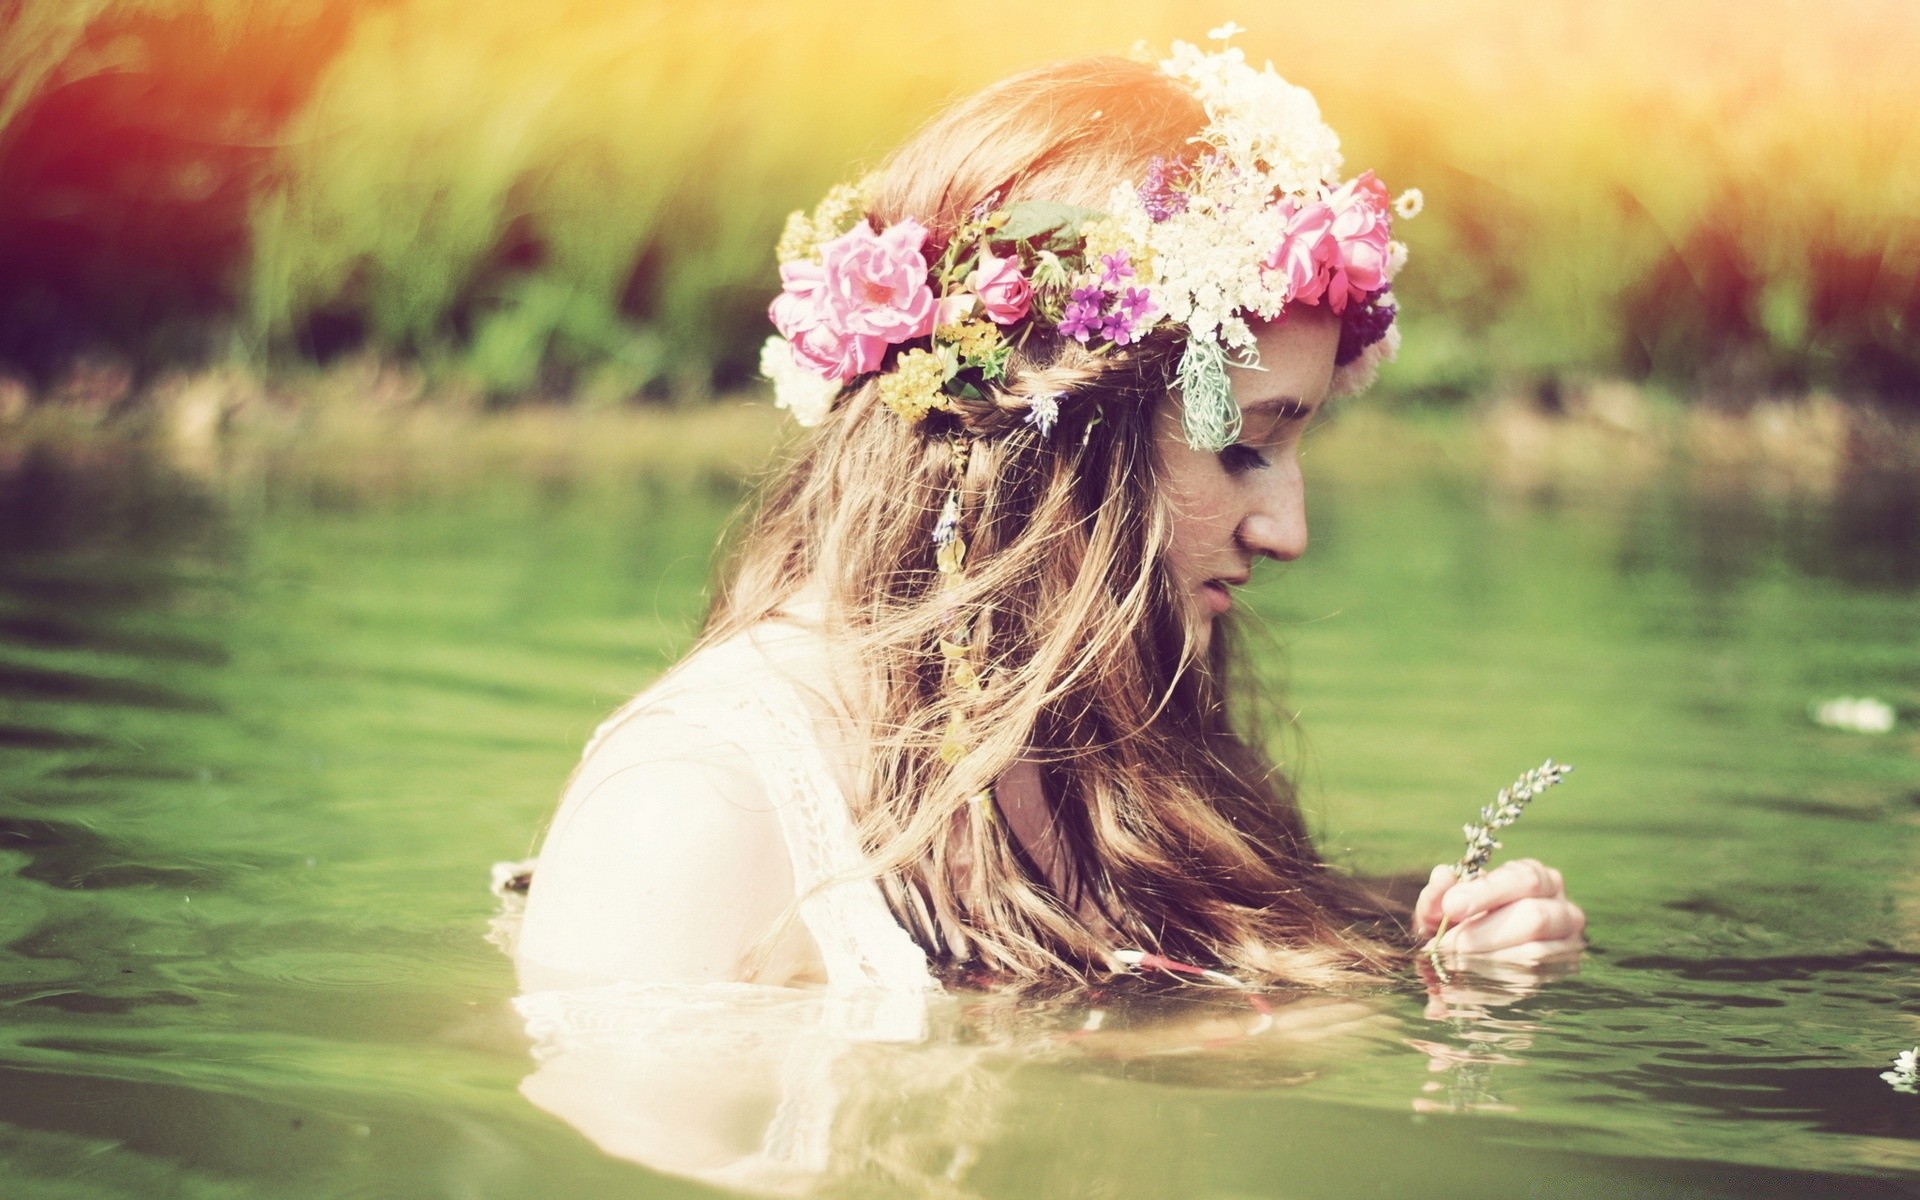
left=509, top=31, right=1585, bottom=1003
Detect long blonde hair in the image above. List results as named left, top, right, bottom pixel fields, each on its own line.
left=705, top=55, right=1406, bottom=987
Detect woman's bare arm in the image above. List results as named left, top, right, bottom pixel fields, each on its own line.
left=515, top=722, right=811, bottom=989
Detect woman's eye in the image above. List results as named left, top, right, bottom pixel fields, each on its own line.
left=1219, top=443, right=1270, bottom=473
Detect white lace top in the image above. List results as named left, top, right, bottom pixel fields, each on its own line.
left=617, top=618, right=933, bottom=992
left=498, top=618, right=945, bottom=1190
left=505, top=613, right=938, bottom=1035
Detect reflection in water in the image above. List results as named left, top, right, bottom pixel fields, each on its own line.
left=513, top=983, right=1413, bottom=1198
left=516, top=983, right=999, bottom=1197
left=502, top=888, right=1399, bottom=1200
left=1407, top=959, right=1580, bottom=1115
left=506, top=950, right=1611, bottom=1196
left=1809, top=467, right=1920, bottom=590
left=0, top=444, right=235, bottom=763
left=0, top=442, right=233, bottom=571
left=1617, top=464, right=1920, bottom=595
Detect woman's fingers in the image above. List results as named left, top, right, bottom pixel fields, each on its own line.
left=1415, top=858, right=1582, bottom=957
left=1440, top=858, right=1565, bottom=922
left=1412, top=864, right=1457, bottom=937
left=1434, top=896, right=1585, bottom=954
left=1442, top=933, right=1586, bottom=966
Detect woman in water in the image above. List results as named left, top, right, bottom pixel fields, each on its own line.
left=512, top=34, right=1584, bottom=1000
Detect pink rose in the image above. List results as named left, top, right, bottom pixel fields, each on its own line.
left=1321, top=170, right=1393, bottom=314
left=769, top=259, right=885, bottom=381
left=1264, top=198, right=1337, bottom=307
left=965, top=251, right=1032, bottom=324
left=819, top=218, right=938, bottom=343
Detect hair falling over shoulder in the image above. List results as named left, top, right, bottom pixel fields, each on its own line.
left=703, top=56, right=1408, bottom=988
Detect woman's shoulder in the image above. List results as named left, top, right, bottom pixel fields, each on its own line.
left=579, top=608, right=860, bottom=805
left=588, top=611, right=838, bottom=751
left=515, top=615, right=844, bottom=988
left=517, top=738, right=796, bottom=974
left=558, top=615, right=840, bottom=863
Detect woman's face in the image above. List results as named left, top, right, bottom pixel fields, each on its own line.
left=1155, top=308, right=1342, bottom=654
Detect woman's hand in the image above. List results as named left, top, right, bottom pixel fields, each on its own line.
left=1412, top=858, right=1585, bottom=963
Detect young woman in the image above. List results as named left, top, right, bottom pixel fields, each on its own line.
left=512, top=35, right=1584, bottom=1000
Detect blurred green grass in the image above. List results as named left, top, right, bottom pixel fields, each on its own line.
left=3, top=0, right=1918, bottom=406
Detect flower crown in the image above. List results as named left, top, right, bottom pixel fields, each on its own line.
left=760, top=27, right=1418, bottom=453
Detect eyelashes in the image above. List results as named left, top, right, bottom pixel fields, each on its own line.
left=1219, top=443, right=1270, bottom=473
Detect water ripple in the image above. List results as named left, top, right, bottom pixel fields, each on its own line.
left=0, top=817, right=224, bottom=891
left=1615, top=949, right=1920, bottom=983
left=0, top=613, right=229, bottom=665
left=0, top=664, right=219, bottom=713
left=228, top=951, right=424, bottom=989
left=0, top=724, right=112, bottom=751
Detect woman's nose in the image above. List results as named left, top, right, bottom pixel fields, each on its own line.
left=1236, top=462, right=1308, bottom=562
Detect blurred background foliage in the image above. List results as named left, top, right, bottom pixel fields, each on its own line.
left=1, top=0, right=1916, bottom=407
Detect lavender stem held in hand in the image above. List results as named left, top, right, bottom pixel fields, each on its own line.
left=1428, top=760, right=1572, bottom=963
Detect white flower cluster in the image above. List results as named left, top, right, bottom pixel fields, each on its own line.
left=1131, top=33, right=1409, bottom=440
left=758, top=335, right=838, bottom=427
left=1884, top=1048, right=1919, bottom=1095
left=1159, top=39, right=1344, bottom=198
left=1104, top=171, right=1285, bottom=360
left=1811, top=695, right=1896, bottom=734
left=1127, top=37, right=1348, bottom=362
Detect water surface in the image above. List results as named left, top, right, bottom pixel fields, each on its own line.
left=1, top=427, right=1916, bottom=1198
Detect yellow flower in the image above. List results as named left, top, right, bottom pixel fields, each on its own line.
left=1079, top=217, right=1129, bottom=262
left=811, top=180, right=868, bottom=238
left=935, top=318, right=1003, bottom=361
left=939, top=708, right=969, bottom=765
left=775, top=177, right=879, bottom=265
left=1080, top=217, right=1157, bottom=285
left=774, top=209, right=816, bottom=266
left=877, top=349, right=951, bottom=424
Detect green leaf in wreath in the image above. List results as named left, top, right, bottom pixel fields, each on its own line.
left=996, top=201, right=1108, bottom=252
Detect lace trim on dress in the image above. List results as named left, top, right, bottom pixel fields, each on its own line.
left=507, top=621, right=936, bottom=1030
left=498, top=623, right=946, bottom=1187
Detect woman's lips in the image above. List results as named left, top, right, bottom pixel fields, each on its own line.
left=1201, top=580, right=1233, bottom=615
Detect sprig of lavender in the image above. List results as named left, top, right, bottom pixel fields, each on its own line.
left=1456, top=760, right=1573, bottom=881
left=1428, top=759, right=1572, bottom=969
left=1884, top=1048, right=1920, bottom=1095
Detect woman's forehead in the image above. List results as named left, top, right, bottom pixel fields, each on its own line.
left=1231, top=316, right=1340, bottom=422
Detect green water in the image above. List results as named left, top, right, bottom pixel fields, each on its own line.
left=1, top=432, right=1917, bottom=1199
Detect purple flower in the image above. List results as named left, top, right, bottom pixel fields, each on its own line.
left=1099, top=310, right=1141, bottom=345
left=1334, top=289, right=1396, bottom=366
left=1099, top=251, right=1135, bottom=287
left=1069, top=283, right=1106, bottom=307
left=1117, top=286, right=1156, bottom=323
left=1059, top=298, right=1103, bottom=342
left=1138, top=157, right=1190, bottom=223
